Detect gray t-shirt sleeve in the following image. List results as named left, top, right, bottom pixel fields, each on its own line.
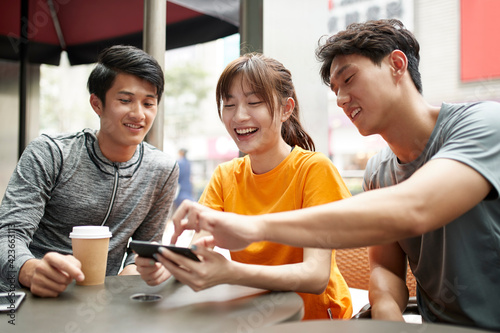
left=431, top=101, right=500, bottom=199
left=0, top=136, right=61, bottom=288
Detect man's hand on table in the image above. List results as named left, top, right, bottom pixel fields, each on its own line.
left=19, top=252, right=84, bottom=297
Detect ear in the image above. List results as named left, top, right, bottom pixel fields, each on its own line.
left=389, top=49, right=408, bottom=79
left=90, top=94, right=103, bottom=117
left=281, top=97, right=295, bottom=122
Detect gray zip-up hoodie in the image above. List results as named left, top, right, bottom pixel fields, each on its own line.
left=0, top=129, right=178, bottom=290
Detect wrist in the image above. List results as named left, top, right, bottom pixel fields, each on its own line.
left=18, top=258, right=40, bottom=288
left=223, top=259, right=238, bottom=284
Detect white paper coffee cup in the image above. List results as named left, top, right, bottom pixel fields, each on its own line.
left=70, top=226, right=112, bottom=286
left=70, top=226, right=112, bottom=239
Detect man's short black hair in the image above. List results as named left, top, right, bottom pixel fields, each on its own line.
left=316, top=19, right=422, bottom=94
left=87, top=45, right=164, bottom=105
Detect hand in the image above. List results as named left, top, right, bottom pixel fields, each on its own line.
left=135, top=254, right=171, bottom=286
left=170, top=200, right=264, bottom=250
left=19, top=252, right=84, bottom=297
left=156, top=245, right=232, bottom=291
left=169, top=200, right=212, bottom=243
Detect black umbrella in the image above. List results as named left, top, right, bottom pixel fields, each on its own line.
left=0, top=0, right=239, bottom=65
left=0, top=0, right=239, bottom=156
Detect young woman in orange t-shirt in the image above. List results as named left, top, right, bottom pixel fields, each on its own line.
left=136, top=53, right=353, bottom=320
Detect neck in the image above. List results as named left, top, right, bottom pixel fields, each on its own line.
left=382, top=96, right=440, bottom=163
left=96, top=131, right=138, bottom=163
left=248, top=141, right=292, bottom=174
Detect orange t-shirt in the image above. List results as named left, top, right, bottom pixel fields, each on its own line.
left=199, top=147, right=353, bottom=320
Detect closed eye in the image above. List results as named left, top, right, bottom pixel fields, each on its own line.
left=345, top=74, right=354, bottom=84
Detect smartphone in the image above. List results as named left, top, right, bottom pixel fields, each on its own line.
left=129, top=240, right=200, bottom=262
left=0, top=291, right=25, bottom=312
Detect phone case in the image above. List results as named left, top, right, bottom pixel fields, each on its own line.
left=129, top=240, right=200, bottom=262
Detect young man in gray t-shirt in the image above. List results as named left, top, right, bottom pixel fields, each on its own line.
left=167, top=20, right=500, bottom=331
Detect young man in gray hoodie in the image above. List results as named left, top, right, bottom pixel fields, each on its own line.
left=0, top=45, right=179, bottom=297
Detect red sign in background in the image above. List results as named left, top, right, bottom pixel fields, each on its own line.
left=461, top=0, right=500, bottom=82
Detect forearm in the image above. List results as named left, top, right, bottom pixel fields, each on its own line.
left=229, top=260, right=328, bottom=294
left=368, top=266, right=409, bottom=321
left=0, top=227, right=37, bottom=289
left=367, top=243, right=409, bottom=321
left=0, top=143, right=54, bottom=287
left=263, top=188, right=414, bottom=249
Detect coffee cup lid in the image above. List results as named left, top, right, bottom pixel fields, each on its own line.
left=69, top=226, right=112, bottom=239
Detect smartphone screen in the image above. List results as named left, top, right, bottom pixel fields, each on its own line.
left=0, top=292, right=25, bottom=312
left=129, top=240, right=200, bottom=262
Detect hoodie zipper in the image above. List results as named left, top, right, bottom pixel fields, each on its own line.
left=101, top=163, right=119, bottom=226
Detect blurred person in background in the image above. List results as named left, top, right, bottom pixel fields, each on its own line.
left=173, top=148, right=194, bottom=210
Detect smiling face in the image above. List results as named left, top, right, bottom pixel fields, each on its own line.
left=221, top=74, right=290, bottom=157
left=90, top=72, right=158, bottom=162
left=329, top=53, right=399, bottom=137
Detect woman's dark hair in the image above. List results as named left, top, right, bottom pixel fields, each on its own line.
left=216, top=53, right=315, bottom=151
left=87, top=45, right=164, bottom=105
left=316, top=19, right=422, bottom=94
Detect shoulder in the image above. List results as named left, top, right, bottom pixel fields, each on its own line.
left=215, top=156, right=247, bottom=175
left=16, top=132, right=85, bottom=180
left=437, top=101, right=500, bottom=143
left=290, top=146, right=333, bottom=167
left=287, top=147, right=345, bottom=182
left=441, top=101, right=500, bottom=125
left=446, top=101, right=500, bottom=112
left=25, top=131, right=85, bottom=158
left=141, top=142, right=178, bottom=170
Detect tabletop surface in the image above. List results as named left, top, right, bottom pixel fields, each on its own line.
left=255, top=319, right=495, bottom=333
left=1, top=275, right=304, bottom=333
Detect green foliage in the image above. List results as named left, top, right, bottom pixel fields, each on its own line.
left=39, top=61, right=97, bottom=134
left=164, top=63, right=211, bottom=113
left=163, top=62, right=212, bottom=139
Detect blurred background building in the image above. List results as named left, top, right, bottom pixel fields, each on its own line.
left=1, top=0, right=500, bottom=200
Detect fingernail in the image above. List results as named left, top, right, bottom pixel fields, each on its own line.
left=158, top=247, right=166, bottom=254
left=152, top=254, right=159, bottom=262
left=190, top=245, right=197, bottom=251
